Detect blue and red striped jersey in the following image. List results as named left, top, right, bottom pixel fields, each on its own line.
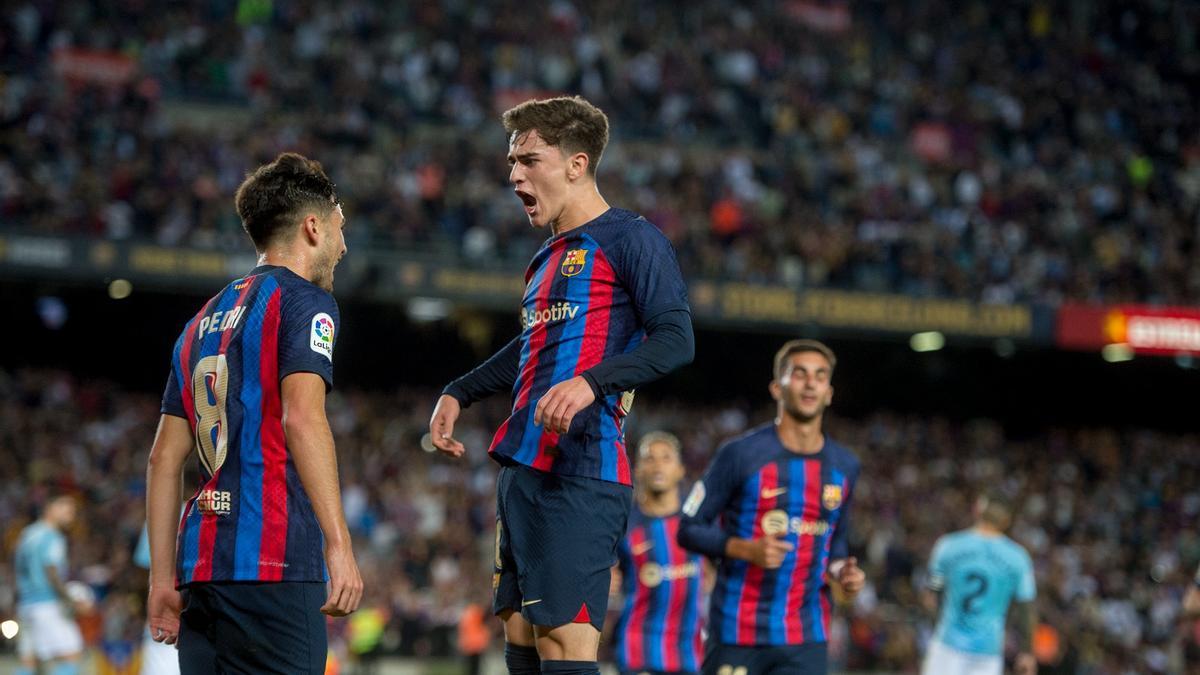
left=160, top=265, right=338, bottom=587
left=679, top=424, right=860, bottom=647
left=488, top=208, right=689, bottom=485
left=614, top=508, right=705, bottom=673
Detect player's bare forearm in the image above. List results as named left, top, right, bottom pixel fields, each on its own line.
left=146, top=414, right=193, bottom=586
left=282, top=374, right=351, bottom=551
left=45, top=565, right=71, bottom=603
left=1012, top=600, right=1036, bottom=652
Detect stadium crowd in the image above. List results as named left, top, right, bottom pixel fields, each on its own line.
left=2, top=1, right=1200, bottom=304
left=1, top=366, right=1198, bottom=673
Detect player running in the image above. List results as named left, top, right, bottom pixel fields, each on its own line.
left=922, top=493, right=1037, bottom=675
left=429, top=96, right=694, bottom=675
left=679, top=340, right=865, bottom=675
left=13, top=495, right=87, bottom=675
left=612, top=432, right=705, bottom=675
left=145, top=152, right=362, bottom=674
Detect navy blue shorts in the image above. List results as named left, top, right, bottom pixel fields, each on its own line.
left=493, top=463, right=632, bottom=630
left=702, top=642, right=828, bottom=675
left=178, top=581, right=327, bottom=674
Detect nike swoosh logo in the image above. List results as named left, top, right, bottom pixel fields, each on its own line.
left=632, top=542, right=654, bottom=555
left=521, top=599, right=543, bottom=607
left=761, top=487, right=788, bottom=499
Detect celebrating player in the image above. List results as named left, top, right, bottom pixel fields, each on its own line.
left=612, top=432, right=705, bottom=675
left=679, top=339, right=864, bottom=675
left=13, top=495, right=86, bottom=675
left=429, top=95, right=694, bottom=675
left=922, top=492, right=1037, bottom=675
left=145, top=152, right=362, bottom=674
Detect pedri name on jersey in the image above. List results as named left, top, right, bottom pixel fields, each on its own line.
left=520, top=301, right=581, bottom=330
left=196, top=305, right=247, bottom=340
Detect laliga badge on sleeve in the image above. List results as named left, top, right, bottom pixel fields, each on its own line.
left=311, top=313, right=335, bottom=362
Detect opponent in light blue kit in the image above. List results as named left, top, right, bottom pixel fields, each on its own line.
left=14, top=495, right=86, bottom=675
left=922, top=493, right=1037, bottom=675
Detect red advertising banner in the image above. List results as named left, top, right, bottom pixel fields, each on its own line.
left=1058, top=304, right=1200, bottom=355
left=52, top=48, right=137, bottom=87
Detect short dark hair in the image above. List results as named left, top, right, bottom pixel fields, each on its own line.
left=978, top=491, right=1015, bottom=529
left=774, top=339, right=837, bottom=379
left=502, top=96, right=610, bottom=175
left=234, top=152, right=338, bottom=250
left=637, top=431, right=682, bottom=460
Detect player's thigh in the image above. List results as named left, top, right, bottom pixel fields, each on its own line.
left=207, top=581, right=327, bottom=674
left=507, top=465, right=632, bottom=630
left=499, top=608, right=536, bottom=647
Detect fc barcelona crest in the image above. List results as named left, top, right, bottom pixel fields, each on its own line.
left=561, top=249, right=588, bottom=276
left=822, top=484, right=843, bottom=510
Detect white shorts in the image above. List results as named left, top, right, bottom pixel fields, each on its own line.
left=140, top=627, right=181, bottom=675
left=15, top=601, right=84, bottom=662
left=922, top=640, right=1002, bottom=675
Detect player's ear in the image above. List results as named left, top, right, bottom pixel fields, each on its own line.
left=567, top=151, right=589, bottom=181
left=302, top=213, right=321, bottom=245
left=825, top=386, right=834, bottom=406
left=768, top=379, right=782, bottom=402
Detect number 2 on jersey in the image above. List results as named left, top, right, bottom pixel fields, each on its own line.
left=961, top=571, right=989, bottom=615
left=192, top=354, right=230, bottom=475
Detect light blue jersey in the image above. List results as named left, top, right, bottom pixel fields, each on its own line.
left=14, top=521, right=68, bottom=606
left=927, top=528, right=1035, bottom=656
left=134, top=524, right=151, bottom=569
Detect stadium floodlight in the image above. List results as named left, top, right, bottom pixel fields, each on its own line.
left=1, top=619, right=17, bottom=639
left=108, top=278, right=133, bottom=300
left=910, top=331, right=945, bottom=353
left=407, top=297, right=451, bottom=323
left=1101, top=343, right=1134, bottom=362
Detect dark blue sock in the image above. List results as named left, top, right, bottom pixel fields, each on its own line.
left=540, top=660, right=600, bottom=675
left=505, top=643, right=541, bottom=675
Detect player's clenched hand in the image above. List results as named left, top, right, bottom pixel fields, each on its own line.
left=147, top=584, right=182, bottom=645
left=430, top=394, right=466, bottom=458
left=321, top=543, right=363, bottom=617
left=748, top=533, right=794, bottom=569
left=835, top=556, right=866, bottom=595
left=534, top=376, right=595, bottom=434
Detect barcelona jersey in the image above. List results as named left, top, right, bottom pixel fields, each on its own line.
left=614, top=508, right=705, bottom=673
left=680, top=424, right=860, bottom=646
left=488, top=208, right=690, bottom=485
left=161, top=265, right=339, bottom=586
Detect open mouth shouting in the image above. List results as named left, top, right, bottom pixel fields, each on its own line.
left=515, top=189, right=537, bottom=218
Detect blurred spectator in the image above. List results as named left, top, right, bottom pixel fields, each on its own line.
left=2, top=1, right=1199, bottom=303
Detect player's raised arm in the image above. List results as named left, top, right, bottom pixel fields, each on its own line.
left=282, top=372, right=362, bottom=616
left=432, top=336, right=522, bottom=456
left=145, top=413, right=193, bottom=644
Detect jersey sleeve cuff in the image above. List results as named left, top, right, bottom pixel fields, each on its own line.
left=279, top=367, right=334, bottom=392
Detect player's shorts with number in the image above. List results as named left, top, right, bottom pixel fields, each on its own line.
left=15, top=601, right=83, bottom=661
